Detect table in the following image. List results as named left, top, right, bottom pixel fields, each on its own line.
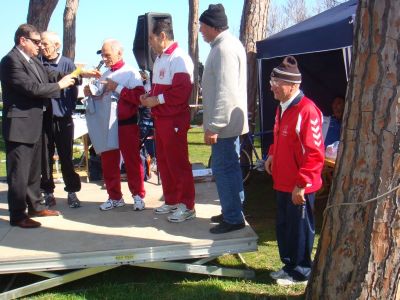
left=317, top=157, right=336, bottom=198
left=72, top=115, right=89, bottom=181
left=324, top=157, right=336, bottom=168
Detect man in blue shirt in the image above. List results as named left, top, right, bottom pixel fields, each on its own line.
left=322, top=96, right=345, bottom=147
left=39, top=31, right=81, bottom=208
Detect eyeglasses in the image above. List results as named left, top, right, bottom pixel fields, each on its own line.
left=25, top=37, right=42, bottom=46
left=270, top=79, right=292, bottom=87
left=269, top=79, right=281, bottom=87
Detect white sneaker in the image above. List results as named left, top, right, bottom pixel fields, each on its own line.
left=154, top=203, right=179, bottom=214
left=167, top=204, right=196, bottom=223
left=276, top=274, right=308, bottom=286
left=133, top=195, right=145, bottom=211
left=270, top=268, right=287, bottom=280
left=99, top=198, right=125, bottom=211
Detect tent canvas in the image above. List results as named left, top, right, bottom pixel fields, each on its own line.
left=256, top=0, right=357, bottom=153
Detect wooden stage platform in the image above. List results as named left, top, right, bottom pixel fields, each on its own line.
left=0, top=177, right=258, bottom=299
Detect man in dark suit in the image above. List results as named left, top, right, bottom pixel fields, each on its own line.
left=0, top=24, right=76, bottom=228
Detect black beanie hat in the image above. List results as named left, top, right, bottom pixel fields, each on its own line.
left=270, top=56, right=302, bottom=83
left=199, top=4, right=228, bottom=29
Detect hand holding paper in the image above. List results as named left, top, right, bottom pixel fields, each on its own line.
left=70, top=67, right=101, bottom=79
left=70, top=66, right=82, bottom=78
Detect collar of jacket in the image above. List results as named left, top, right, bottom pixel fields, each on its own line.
left=41, top=53, right=61, bottom=66
left=210, top=30, right=229, bottom=47
left=278, top=91, right=305, bottom=116
left=289, top=90, right=304, bottom=108
left=162, top=42, right=178, bottom=56
left=110, top=60, right=125, bottom=72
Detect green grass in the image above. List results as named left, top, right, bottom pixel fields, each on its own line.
left=188, top=126, right=211, bottom=167
left=0, top=126, right=325, bottom=299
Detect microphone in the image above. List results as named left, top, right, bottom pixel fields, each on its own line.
left=96, top=60, right=104, bottom=71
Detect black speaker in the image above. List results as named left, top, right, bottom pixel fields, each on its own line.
left=133, top=12, right=172, bottom=72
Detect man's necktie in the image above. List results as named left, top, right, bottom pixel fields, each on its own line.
left=29, top=59, right=42, bottom=81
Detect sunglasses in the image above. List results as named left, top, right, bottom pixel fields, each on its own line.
left=25, top=37, right=42, bottom=46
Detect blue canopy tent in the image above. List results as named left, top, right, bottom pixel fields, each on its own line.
left=256, top=0, right=357, bottom=153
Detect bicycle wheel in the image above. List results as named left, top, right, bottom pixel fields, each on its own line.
left=240, top=149, right=252, bottom=184
left=208, top=150, right=252, bottom=184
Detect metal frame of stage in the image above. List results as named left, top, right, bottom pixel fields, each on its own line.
left=1, top=248, right=256, bottom=299
left=0, top=180, right=258, bottom=299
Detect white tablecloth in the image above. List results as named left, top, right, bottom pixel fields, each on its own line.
left=72, top=114, right=88, bottom=140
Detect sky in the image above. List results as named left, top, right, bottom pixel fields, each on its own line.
left=0, top=0, right=249, bottom=70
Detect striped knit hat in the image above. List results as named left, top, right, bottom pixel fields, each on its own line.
left=270, top=56, right=302, bottom=83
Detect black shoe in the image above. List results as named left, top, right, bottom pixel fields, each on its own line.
left=67, top=192, right=81, bottom=208
left=210, top=213, right=223, bottom=223
left=209, top=221, right=245, bottom=234
left=43, top=193, right=56, bottom=207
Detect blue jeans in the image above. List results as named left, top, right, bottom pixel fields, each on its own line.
left=235, top=138, right=245, bottom=204
left=211, top=137, right=244, bottom=224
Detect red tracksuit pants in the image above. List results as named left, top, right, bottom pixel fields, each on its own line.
left=101, top=124, right=145, bottom=200
left=154, top=113, right=195, bottom=210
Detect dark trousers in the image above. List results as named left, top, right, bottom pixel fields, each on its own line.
left=6, top=138, right=42, bottom=223
left=276, top=191, right=315, bottom=281
left=41, top=115, right=81, bottom=193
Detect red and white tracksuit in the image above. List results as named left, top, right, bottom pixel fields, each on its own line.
left=268, top=94, right=325, bottom=193
left=150, top=42, right=195, bottom=209
left=100, top=61, right=145, bottom=200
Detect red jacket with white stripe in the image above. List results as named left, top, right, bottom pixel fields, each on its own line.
left=149, top=42, right=194, bottom=118
left=268, top=93, right=325, bottom=193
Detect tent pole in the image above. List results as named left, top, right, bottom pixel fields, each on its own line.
left=257, top=59, right=264, bottom=151
left=342, top=46, right=352, bottom=82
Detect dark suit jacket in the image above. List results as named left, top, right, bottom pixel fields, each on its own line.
left=0, top=47, right=64, bottom=144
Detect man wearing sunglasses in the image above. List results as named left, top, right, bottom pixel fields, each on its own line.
left=264, top=56, right=325, bottom=286
left=0, top=24, right=78, bottom=228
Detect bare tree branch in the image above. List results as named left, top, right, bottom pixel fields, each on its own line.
left=283, top=0, right=309, bottom=25
left=314, top=0, right=346, bottom=14
left=267, top=2, right=286, bottom=36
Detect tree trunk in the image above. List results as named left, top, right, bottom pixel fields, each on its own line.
left=27, top=0, right=59, bottom=32
left=306, top=1, right=400, bottom=299
left=62, top=0, right=79, bottom=61
left=188, top=0, right=199, bottom=120
left=239, top=0, right=269, bottom=133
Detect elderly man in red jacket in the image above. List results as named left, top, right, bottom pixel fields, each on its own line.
left=85, top=39, right=146, bottom=212
left=264, top=56, right=325, bottom=286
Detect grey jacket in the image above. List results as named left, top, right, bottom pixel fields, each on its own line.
left=202, top=30, right=249, bottom=138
